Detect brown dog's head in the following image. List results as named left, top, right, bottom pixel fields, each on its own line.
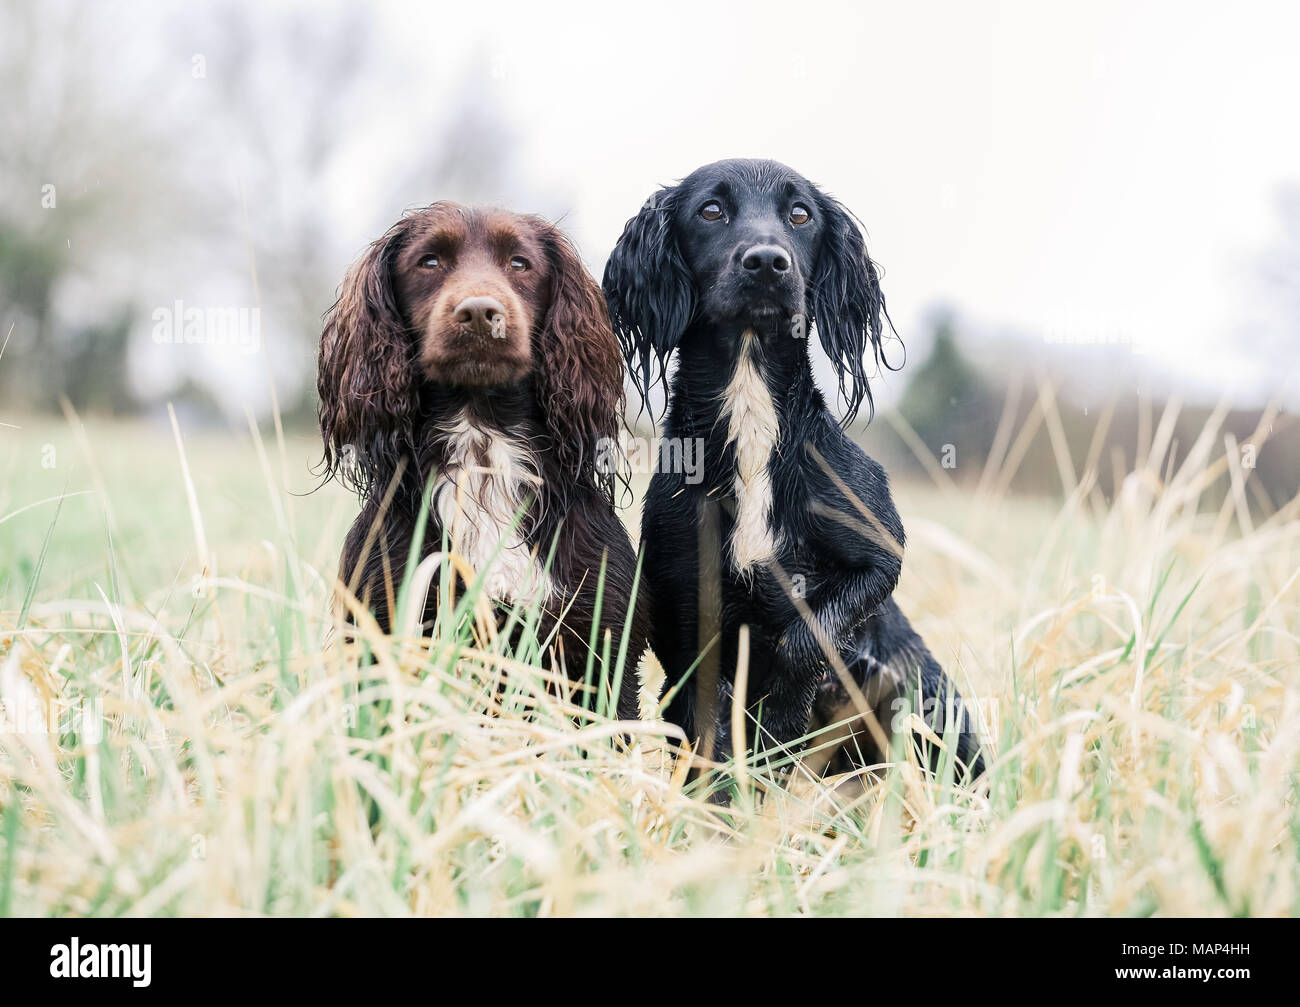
left=397, top=204, right=548, bottom=387
left=318, top=203, right=624, bottom=500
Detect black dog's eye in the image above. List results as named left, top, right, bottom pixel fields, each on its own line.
left=510, top=255, right=530, bottom=271
left=421, top=254, right=440, bottom=268
left=699, top=201, right=724, bottom=222
left=789, top=204, right=811, bottom=225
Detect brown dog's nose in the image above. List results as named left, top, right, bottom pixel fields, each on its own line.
left=741, top=244, right=791, bottom=282
left=453, top=296, right=506, bottom=335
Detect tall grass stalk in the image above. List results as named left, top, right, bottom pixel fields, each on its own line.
left=0, top=398, right=1297, bottom=916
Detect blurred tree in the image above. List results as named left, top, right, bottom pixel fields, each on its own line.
left=896, top=311, right=997, bottom=447
left=1, top=0, right=537, bottom=425
left=176, top=3, right=383, bottom=425
left=0, top=0, right=184, bottom=414
left=61, top=309, right=136, bottom=416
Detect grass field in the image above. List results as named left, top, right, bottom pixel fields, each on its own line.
left=1, top=402, right=1297, bottom=917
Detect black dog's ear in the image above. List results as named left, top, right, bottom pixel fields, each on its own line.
left=601, top=186, right=695, bottom=414
left=807, top=190, right=898, bottom=424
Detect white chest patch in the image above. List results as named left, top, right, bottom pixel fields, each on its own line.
left=720, top=329, right=780, bottom=575
left=432, top=412, right=553, bottom=604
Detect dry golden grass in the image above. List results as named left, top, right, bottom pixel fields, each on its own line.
left=0, top=397, right=1297, bottom=916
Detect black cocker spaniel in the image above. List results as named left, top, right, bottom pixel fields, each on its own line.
left=603, top=159, right=984, bottom=778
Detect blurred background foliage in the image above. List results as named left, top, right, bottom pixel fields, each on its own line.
left=0, top=0, right=537, bottom=429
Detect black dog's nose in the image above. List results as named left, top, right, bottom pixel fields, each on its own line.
left=741, top=244, right=791, bottom=280
left=453, top=296, right=506, bottom=334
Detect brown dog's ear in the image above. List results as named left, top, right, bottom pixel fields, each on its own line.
left=318, top=218, right=416, bottom=493
left=537, top=225, right=625, bottom=504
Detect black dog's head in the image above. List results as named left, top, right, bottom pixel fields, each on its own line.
left=603, top=158, right=895, bottom=421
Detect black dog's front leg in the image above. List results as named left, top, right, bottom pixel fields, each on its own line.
left=760, top=562, right=900, bottom=753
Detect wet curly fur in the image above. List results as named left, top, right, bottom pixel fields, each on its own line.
left=319, top=203, right=649, bottom=718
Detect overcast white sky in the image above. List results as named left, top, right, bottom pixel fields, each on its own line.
left=351, top=0, right=1300, bottom=407
left=99, top=0, right=1300, bottom=413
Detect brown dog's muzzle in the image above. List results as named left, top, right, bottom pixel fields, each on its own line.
left=422, top=279, right=533, bottom=386
left=452, top=295, right=507, bottom=337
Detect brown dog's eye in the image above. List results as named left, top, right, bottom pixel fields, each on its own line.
left=510, top=255, right=530, bottom=271
left=699, top=201, right=723, bottom=222
left=789, top=204, right=810, bottom=225
left=421, top=255, right=440, bottom=268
